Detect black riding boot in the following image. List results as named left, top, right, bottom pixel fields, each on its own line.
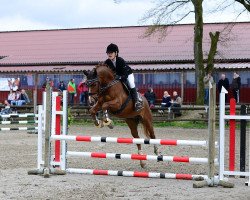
left=130, top=88, right=143, bottom=112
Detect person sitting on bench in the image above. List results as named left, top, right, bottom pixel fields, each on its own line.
left=171, top=91, right=182, bottom=116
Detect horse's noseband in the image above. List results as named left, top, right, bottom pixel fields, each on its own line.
left=86, top=78, right=99, bottom=100
left=86, top=78, right=98, bottom=87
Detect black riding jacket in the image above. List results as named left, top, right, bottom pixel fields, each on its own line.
left=104, top=57, right=133, bottom=80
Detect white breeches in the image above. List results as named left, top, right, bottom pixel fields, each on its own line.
left=127, top=73, right=135, bottom=89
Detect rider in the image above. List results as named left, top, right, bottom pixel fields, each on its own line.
left=104, top=43, right=143, bottom=112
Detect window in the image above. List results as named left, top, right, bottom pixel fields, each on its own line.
left=144, top=72, right=181, bottom=86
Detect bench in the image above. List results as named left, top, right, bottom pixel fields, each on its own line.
left=0, top=104, right=34, bottom=114
left=199, top=112, right=208, bottom=119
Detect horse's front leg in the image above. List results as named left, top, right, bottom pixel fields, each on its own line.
left=102, top=110, right=113, bottom=129
left=89, top=102, right=103, bottom=128
left=101, top=100, right=120, bottom=127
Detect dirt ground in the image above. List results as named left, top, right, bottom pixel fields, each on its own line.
left=0, top=125, right=250, bottom=200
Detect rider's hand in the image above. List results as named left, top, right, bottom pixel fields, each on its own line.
left=120, top=76, right=127, bottom=82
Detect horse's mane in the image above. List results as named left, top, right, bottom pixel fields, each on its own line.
left=95, top=63, right=111, bottom=72
left=95, top=64, right=115, bottom=83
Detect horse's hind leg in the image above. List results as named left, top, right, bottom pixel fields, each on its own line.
left=141, top=115, right=161, bottom=156
left=125, top=118, right=146, bottom=168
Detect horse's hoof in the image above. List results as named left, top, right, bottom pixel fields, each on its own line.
left=103, top=118, right=112, bottom=126
left=107, top=123, right=114, bottom=129
left=154, top=146, right=161, bottom=156
left=94, top=120, right=104, bottom=128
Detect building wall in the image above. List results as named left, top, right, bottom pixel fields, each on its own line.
left=135, top=70, right=250, bottom=104
left=0, top=70, right=249, bottom=104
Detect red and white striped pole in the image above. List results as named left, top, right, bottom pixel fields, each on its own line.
left=67, top=151, right=218, bottom=164
left=229, top=98, right=236, bottom=171
left=67, top=168, right=208, bottom=180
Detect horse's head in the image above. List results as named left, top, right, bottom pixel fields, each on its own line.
left=83, top=64, right=116, bottom=106
left=83, top=68, right=99, bottom=106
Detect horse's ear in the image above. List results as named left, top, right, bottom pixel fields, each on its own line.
left=98, top=62, right=105, bottom=66
left=93, top=68, right=97, bottom=76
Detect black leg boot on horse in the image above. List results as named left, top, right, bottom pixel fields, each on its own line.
left=130, top=88, right=143, bottom=112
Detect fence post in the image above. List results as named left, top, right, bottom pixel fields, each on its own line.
left=194, top=85, right=234, bottom=188
left=43, top=85, right=52, bottom=178
left=240, top=105, right=247, bottom=177
left=208, top=82, right=216, bottom=179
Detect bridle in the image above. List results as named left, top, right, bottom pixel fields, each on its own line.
left=86, top=74, right=131, bottom=115
left=86, top=77, right=120, bottom=100
left=86, top=78, right=99, bottom=103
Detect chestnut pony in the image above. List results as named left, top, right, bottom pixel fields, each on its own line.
left=83, top=64, right=159, bottom=168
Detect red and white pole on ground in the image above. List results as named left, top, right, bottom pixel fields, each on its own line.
left=67, top=168, right=208, bottom=180
left=229, top=98, right=236, bottom=171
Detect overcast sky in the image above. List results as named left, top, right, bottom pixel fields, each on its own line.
left=0, top=0, right=249, bottom=31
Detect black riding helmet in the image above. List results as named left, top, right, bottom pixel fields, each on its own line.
left=106, top=43, right=119, bottom=54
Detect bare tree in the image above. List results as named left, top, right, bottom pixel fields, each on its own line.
left=114, top=0, right=249, bottom=104
left=140, top=0, right=207, bottom=104
left=236, top=0, right=250, bottom=11
left=206, top=31, right=220, bottom=73
left=192, top=0, right=205, bottom=105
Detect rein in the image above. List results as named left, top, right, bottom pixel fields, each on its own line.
left=87, top=78, right=120, bottom=96
left=99, top=79, right=119, bottom=95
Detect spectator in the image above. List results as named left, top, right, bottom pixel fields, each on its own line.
left=158, top=91, right=172, bottom=114
left=67, top=79, right=76, bottom=106
left=42, top=77, right=54, bottom=91
left=16, top=89, right=31, bottom=106
left=77, top=77, right=89, bottom=106
left=9, top=90, right=21, bottom=106
left=58, top=81, right=66, bottom=92
left=203, top=72, right=214, bottom=105
left=144, top=87, right=156, bottom=108
left=171, top=91, right=182, bottom=116
left=6, top=89, right=16, bottom=105
left=161, top=91, right=172, bottom=108
left=4, top=100, right=10, bottom=107
left=0, top=100, right=13, bottom=115
left=231, top=72, right=241, bottom=103
left=218, top=73, right=229, bottom=103
left=16, top=89, right=21, bottom=100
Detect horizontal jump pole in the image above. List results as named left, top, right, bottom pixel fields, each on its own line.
left=0, top=120, right=38, bottom=124
left=0, top=127, right=38, bottom=131
left=67, top=168, right=208, bottom=180
left=67, top=151, right=218, bottom=164
left=0, top=113, right=38, bottom=118
left=223, top=170, right=250, bottom=177
left=224, top=115, right=250, bottom=120
left=51, top=135, right=209, bottom=147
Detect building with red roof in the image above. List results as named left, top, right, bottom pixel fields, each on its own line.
left=0, top=22, right=249, bottom=103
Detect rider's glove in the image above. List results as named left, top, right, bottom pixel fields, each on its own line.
left=119, top=75, right=127, bottom=82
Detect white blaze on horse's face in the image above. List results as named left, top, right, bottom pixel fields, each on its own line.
left=88, top=95, right=95, bottom=106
